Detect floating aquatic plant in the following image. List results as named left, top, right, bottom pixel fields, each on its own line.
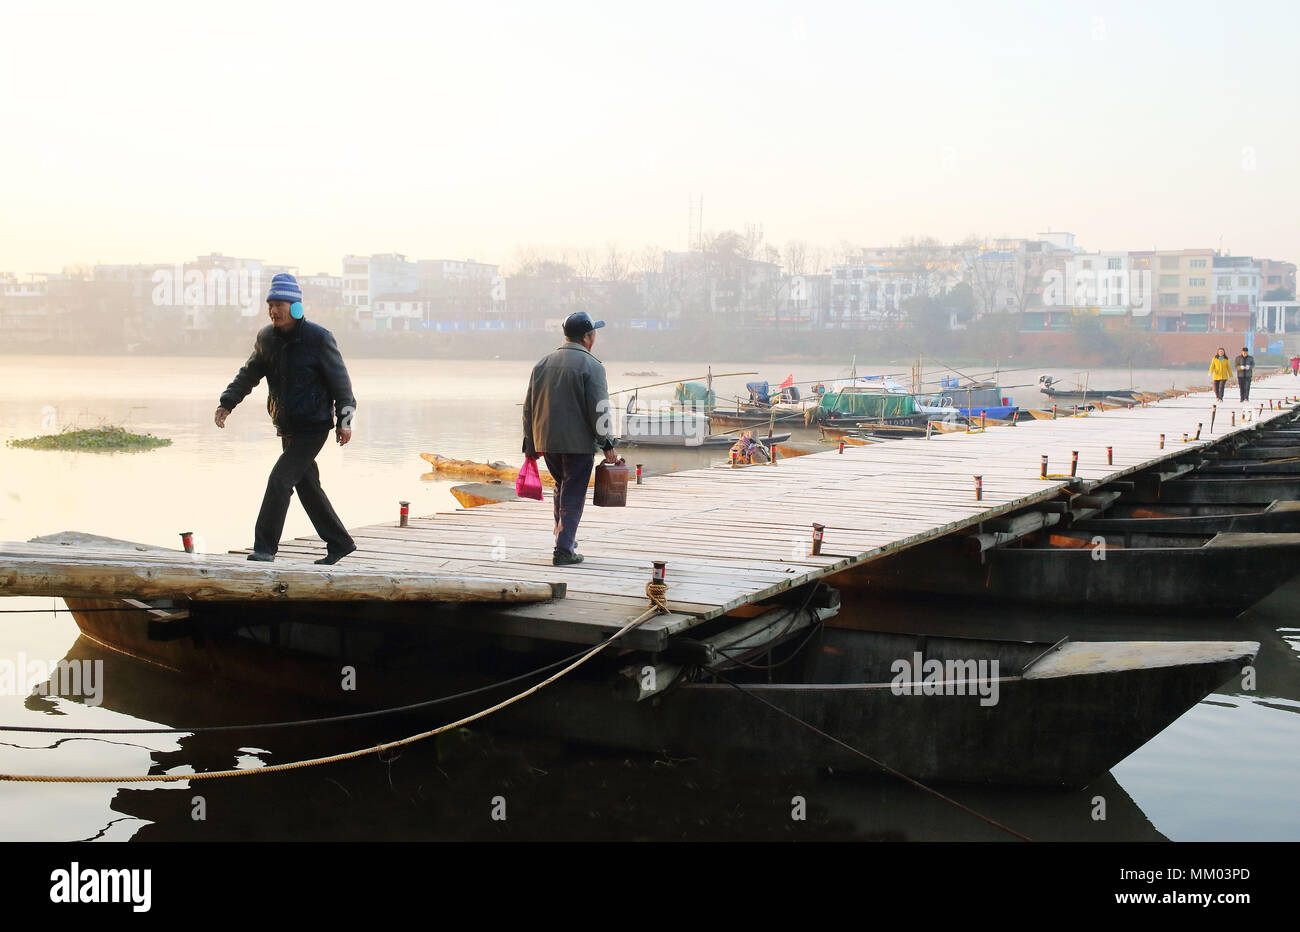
left=7, top=426, right=172, bottom=452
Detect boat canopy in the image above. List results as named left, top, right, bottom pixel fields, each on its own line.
left=673, top=381, right=717, bottom=408
left=817, top=391, right=917, bottom=418
left=746, top=381, right=770, bottom=404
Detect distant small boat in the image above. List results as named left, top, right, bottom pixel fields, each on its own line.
left=1038, top=375, right=1143, bottom=405
left=451, top=481, right=522, bottom=508
left=623, top=371, right=660, bottom=377
left=616, top=411, right=790, bottom=448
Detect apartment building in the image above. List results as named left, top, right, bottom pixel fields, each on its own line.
left=1150, top=248, right=1215, bottom=331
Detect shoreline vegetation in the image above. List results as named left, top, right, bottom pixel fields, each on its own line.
left=7, top=426, right=172, bottom=452
left=0, top=326, right=1276, bottom=369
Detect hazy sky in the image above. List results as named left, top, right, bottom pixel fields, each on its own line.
left=2, top=0, right=1297, bottom=274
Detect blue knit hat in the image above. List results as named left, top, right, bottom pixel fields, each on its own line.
left=266, top=272, right=302, bottom=304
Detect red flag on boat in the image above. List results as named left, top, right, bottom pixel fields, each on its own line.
left=778, top=374, right=794, bottom=390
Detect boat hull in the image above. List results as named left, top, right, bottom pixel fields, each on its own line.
left=1144, top=476, right=1300, bottom=504
left=1074, top=501, right=1300, bottom=534
left=62, top=600, right=1256, bottom=789
left=841, top=533, right=1300, bottom=614
left=498, top=631, right=1257, bottom=788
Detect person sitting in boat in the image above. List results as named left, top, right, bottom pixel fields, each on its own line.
left=729, top=431, right=769, bottom=465
left=1208, top=347, right=1232, bottom=401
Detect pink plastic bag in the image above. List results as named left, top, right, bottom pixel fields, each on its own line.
left=516, top=455, right=543, bottom=501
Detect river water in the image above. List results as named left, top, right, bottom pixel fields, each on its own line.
left=0, top=354, right=1296, bottom=841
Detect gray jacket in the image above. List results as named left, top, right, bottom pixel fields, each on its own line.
left=522, top=343, right=616, bottom=456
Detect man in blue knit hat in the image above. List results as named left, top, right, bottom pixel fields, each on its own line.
left=214, top=272, right=358, bottom=564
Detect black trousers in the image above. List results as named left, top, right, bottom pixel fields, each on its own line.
left=1213, top=379, right=1226, bottom=401
left=543, top=452, right=594, bottom=554
left=1238, top=377, right=1252, bottom=402
left=253, top=430, right=354, bottom=556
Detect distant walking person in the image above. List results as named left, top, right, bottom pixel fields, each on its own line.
left=522, top=311, right=617, bottom=566
left=214, top=273, right=358, bottom=564
left=1208, top=347, right=1232, bottom=401
left=1234, top=346, right=1255, bottom=402
left=1290, top=354, right=1299, bottom=377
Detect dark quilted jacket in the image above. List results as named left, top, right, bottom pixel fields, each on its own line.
left=219, top=318, right=355, bottom=433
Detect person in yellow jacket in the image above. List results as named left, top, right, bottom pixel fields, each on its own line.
left=1208, top=347, right=1232, bottom=401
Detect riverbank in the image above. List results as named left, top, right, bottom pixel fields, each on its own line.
left=3, top=324, right=1292, bottom=368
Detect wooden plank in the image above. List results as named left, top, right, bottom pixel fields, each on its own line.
left=0, top=546, right=564, bottom=604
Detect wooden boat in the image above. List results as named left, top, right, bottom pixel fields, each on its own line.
left=420, top=453, right=556, bottom=486
left=616, top=411, right=790, bottom=448
left=817, top=427, right=874, bottom=445
left=841, top=527, right=1300, bottom=615
left=39, top=539, right=1257, bottom=788
left=1074, top=500, right=1300, bottom=534
left=1196, top=457, right=1300, bottom=476
left=707, top=407, right=816, bottom=430
left=450, top=480, right=521, bottom=508
left=1037, top=375, right=1144, bottom=405
left=507, top=627, right=1258, bottom=788
left=1135, top=476, right=1300, bottom=505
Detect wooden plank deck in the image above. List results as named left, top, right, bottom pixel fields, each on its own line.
left=224, top=376, right=1300, bottom=648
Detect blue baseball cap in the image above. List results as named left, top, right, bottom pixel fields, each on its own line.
left=563, top=311, right=605, bottom=339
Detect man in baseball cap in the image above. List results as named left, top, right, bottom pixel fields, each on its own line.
left=562, top=310, right=605, bottom=340
left=522, top=311, right=616, bottom=565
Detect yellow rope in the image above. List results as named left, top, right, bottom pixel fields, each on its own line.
left=0, top=584, right=674, bottom=784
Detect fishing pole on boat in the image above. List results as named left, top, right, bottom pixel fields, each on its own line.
left=609, top=370, right=758, bottom=397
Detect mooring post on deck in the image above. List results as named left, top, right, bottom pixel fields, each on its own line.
left=399, top=501, right=410, bottom=528
left=1040, top=454, right=1048, bottom=479
left=1196, top=423, right=1202, bottom=440
left=179, top=531, right=194, bottom=554
left=811, top=523, right=825, bottom=556
left=1107, top=445, right=1113, bottom=465
left=1070, top=451, right=1078, bottom=477
left=1160, top=433, right=1165, bottom=449
left=974, top=475, right=983, bottom=501
left=1211, top=404, right=1217, bottom=432
left=635, top=464, right=643, bottom=485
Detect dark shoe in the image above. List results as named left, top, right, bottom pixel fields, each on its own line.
left=552, top=550, right=584, bottom=566
left=315, top=545, right=357, bottom=566
left=246, top=552, right=275, bottom=562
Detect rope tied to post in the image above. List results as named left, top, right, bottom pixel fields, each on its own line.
left=645, top=581, right=670, bottom=614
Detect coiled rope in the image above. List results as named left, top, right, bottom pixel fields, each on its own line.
left=0, top=582, right=673, bottom=784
